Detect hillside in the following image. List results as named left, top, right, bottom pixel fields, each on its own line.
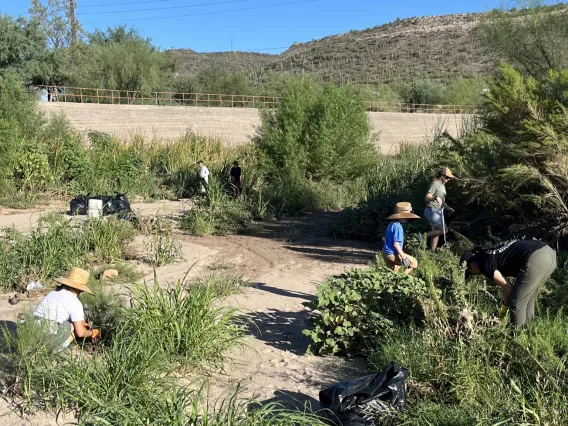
left=168, top=12, right=495, bottom=85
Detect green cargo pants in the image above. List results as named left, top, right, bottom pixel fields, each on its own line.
left=508, top=245, right=557, bottom=328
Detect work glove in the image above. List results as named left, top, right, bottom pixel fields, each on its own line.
left=498, top=305, right=509, bottom=321
left=91, top=329, right=101, bottom=342
left=402, top=257, right=411, bottom=269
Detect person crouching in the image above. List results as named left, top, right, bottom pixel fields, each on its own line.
left=33, top=267, right=100, bottom=348
left=382, top=202, right=420, bottom=275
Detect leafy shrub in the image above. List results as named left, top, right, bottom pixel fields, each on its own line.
left=303, top=267, right=429, bottom=356
left=407, top=79, right=446, bottom=105
left=13, top=143, right=54, bottom=191
left=254, top=79, right=376, bottom=184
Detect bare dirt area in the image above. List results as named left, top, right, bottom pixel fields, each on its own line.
left=0, top=206, right=376, bottom=424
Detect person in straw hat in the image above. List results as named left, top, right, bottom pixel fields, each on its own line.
left=382, top=202, right=420, bottom=274
left=33, top=267, right=100, bottom=348
left=424, top=167, right=455, bottom=253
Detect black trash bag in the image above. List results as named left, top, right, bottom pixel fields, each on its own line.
left=114, top=193, right=131, bottom=215
left=319, top=362, right=408, bottom=426
left=70, top=194, right=90, bottom=215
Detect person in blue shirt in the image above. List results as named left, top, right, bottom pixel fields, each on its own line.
left=382, top=202, right=420, bottom=274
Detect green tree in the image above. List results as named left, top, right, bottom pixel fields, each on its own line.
left=29, top=0, right=81, bottom=49
left=0, top=15, right=49, bottom=83
left=484, top=1, right=568, bottom=77
left=79, top=26, right=172, bottom=95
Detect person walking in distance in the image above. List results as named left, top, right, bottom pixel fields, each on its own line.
left=197, top=160, right=209, bottom=195
left=230, top=161, right=242, bottom=196
left=424, top=167, right=455, bottom=252
left=382, top=202, right=420, bottom=275
left=461, top=240, right=557, bottom=328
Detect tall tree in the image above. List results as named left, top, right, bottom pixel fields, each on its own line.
left=0, top=15, right=49, bottom=83
left=29, top=0, right=82, bottom=49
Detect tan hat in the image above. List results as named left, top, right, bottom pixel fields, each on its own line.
left=55, top=267, right=94, bottom=295
left=387, top=202, right=420, bottom=220
left=440, top=167, right=455, bottom=179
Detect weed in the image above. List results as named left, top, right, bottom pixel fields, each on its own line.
left=143, top=215, right=182, bottom=266
left=196, top=273, right=253, bottom=297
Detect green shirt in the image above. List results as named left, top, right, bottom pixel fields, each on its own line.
left=427, top=180, right=447, bottom=209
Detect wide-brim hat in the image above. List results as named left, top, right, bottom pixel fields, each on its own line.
left=55, top=267, right=93, bottom=295
left=440, top=167, right=455, bottom=179
left=387, top=202, right=420, bottom=220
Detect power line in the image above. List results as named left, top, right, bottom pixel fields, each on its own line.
left=83, top=0, right=317, bottom=24
left=77, top=0, right=249, bottom=15
left=79, top=0, right=170, bottom=8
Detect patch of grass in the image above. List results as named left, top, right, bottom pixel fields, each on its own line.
left=0, top=214, right=137, bottom=292
left=196, top=273, right=253, bottom=297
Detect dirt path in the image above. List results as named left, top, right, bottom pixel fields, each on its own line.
left=0, top=208, right=376, bottom=423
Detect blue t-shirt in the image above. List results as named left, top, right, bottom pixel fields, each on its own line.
left=383, top=222, right=404, bottom=255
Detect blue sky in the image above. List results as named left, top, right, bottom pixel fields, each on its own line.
left=3, top=0, right=492, bottom=53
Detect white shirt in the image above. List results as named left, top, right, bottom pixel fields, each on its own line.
left=33, top=288, right=85, bottom=324
left=199, top=166, right=210, bottom=183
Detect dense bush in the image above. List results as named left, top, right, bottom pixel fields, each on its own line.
left=254, top=79, right=376, bottom=183
left=407, top=79, right=446, bottom=105
left=303, top=267, right=430, bottom=356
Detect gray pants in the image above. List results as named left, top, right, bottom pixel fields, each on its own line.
left=509, top=245, right=557, bottom=327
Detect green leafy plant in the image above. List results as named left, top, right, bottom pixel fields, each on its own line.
left=303, top=267, right=430, bottom=356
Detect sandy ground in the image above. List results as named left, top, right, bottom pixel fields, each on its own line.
left=0, top=204, right=375, bottom=424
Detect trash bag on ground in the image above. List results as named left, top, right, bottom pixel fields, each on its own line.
left=69, top=193, right=132, bottom=218
left=319, top=362, right=408, bottom=426
left=114, top=193, right=131, bottom=216
left=70, top=194, right=89, bottom=215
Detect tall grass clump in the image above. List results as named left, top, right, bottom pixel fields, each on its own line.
left=121, top=279, right=245, bottom=369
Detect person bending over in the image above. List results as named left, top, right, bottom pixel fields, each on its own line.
left=461, top=239, right=557, bottom=328
left=33, top=267, right=100, bottom=348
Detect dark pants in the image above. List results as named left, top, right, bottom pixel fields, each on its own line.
left=509, top=245, right=557, bottom=327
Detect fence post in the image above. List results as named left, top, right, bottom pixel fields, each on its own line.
left=231, top=94, right=234, bottom=108
left=80, top=88, right=83, bottom=103
left=195, top=93, right=198, bottom=106
left=170, top=92, right=172, bottom=106
left=253, top=96, right=255, bottom=108
left=219, top=93, right=222, bottom=107
left=182, top=93, right=185, bottom=105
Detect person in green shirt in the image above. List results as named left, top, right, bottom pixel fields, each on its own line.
left=424, top=167, right=455, bottom=252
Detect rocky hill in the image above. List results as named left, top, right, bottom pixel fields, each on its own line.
left=168, top=12, right=495, bottom=85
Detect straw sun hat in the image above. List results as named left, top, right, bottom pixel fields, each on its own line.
left=387, top=202, right=420, bottom=220
left=55, top=267, right=94, bottom=295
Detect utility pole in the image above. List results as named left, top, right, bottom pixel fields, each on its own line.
left=69, top=0, right=78, bottom=46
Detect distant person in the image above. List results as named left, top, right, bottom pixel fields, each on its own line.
left=47, top=86, right=53, bottom=102
left=230, top=161, right=242, bottom=196
left=424, top=167, right=455, bottom=252
left=461, top=240, right=557, bottom=328
left=382, top=202, right=420, bottom=275
left=197, top=160, right=209, bottom=195
left=33, top=268, right=100, bottom=349
left=39, top=86, right=48, bottom=102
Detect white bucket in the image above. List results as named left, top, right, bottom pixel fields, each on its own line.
left=87, top=199, right=103, bottom=218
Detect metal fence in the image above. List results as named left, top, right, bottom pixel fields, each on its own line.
left=35, top=85, right=473, bottom=114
